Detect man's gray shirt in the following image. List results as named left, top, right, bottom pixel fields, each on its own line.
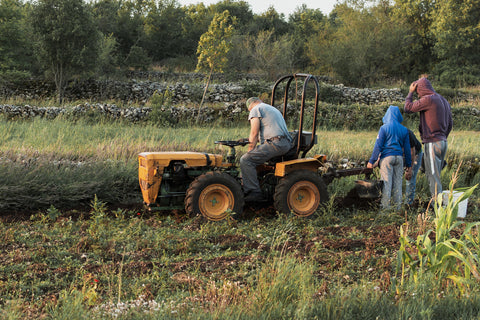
left=248, top=103, right=291, bottom=144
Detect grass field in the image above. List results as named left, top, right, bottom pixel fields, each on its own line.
left=0, top=117, right=479, bottom=209
left=1, top=117, right=480, bottom=319
left=1, top=117, right=479, bottom=161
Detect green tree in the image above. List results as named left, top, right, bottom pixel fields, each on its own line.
left=246, top=30, right=295, bottom=80
left=195, top=10, right=235, bottom=122
left=91, top=0, right=153, bottom=69
left=307, top=1, right=411, bottom=86
left=392, top=0, right=437, bottom=79
left=181, top=3, right=212, bottom=60
left=288, top=4, right=325, bottom=69
left=225, top=33, right=250, bottom=77
left=430, top=0, right=480, bottom=86
left=143, top=0, right=188, bottom=62
left=305, top=20, right=336, bottom=76
left=91, top=0, right=122, bottom=70
left=114, top=0, right=149, bottom=67
left=201, top=1, right=255, bottom=77
left=210, top=0, right=253, bottom=33
left=125, top=45, right=151, bottom=70
left=91, top=0, right=121, bottom=36
left=0, top=0, right=34, bottom=82
left=31, top=0, right=99, bottom=103
left=96, top=33, right=118, bottom=77
left=248, top=6, right=289, bottom=36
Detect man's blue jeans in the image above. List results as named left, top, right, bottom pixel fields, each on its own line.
left=405, top=150, right=423, bottom=205
left=240, top=138, right=292, bottom=195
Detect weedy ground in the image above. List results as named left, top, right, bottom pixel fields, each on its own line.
left=1, top=189, right=480, bottom=319
left=0, top=107, right=479, bottom=318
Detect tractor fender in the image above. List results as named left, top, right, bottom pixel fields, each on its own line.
left=274, top=154, right=327, bottom=177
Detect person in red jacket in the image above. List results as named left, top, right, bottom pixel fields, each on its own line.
left=404, top=77, right=452, bottom=200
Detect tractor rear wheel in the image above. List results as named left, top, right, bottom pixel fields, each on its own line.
left=185, top=172, right=244, bottom=221
left=274, top=170, right=328, bottom=217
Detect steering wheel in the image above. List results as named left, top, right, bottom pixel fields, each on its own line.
left=215, top=138, right=249, bottom=147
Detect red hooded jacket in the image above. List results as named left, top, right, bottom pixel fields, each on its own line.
left=404, top=78, right=452, bottom=143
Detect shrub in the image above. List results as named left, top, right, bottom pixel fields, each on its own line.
left=147, top=89, right=179, bottom=126
left=237, top=79, right=270, bottom=98
left=319, top=83, right=344, bottom=104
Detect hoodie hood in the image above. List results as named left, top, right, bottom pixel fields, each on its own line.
left=369, top=105, right=411, bottom=166
left=415, top=77, right=436, bottom=97
left=382, top=105, right=403, bottom=124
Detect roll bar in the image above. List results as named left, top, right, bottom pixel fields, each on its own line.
left=270, top=73, right=320, bottom=158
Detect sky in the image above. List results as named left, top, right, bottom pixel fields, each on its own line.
left=177, top=0, right=337, bottom=17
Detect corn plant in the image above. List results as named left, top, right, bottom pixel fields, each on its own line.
left=396, top=170, right=479, bottom=293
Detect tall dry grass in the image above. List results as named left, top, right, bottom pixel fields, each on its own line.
left=1, top=118, right=477, bottom=162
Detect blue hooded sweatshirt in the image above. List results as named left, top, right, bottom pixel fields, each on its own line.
left=368, top=105, right=412, bottom=167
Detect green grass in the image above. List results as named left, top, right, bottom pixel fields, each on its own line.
left=0, top=116, right=479, bottom=318
left=1, top=199, right=480, bottom=319
left=0, top=118, right=478, bottom=211
left=0, top=117, right=478, bottom=162
left=0, top=118, right=250, bottom=161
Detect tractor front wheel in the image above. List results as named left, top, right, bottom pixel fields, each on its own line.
left=274, top=170, right=328, bottom=217
left=185, top=172, right=244, bottom=221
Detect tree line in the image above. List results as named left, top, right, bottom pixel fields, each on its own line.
left=1, top=0, right=479, bottom=102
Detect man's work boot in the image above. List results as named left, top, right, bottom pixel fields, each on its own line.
left=244, top=191, right=265, bottom=202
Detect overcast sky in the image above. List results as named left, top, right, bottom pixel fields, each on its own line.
left=177, top=0, right=337, bottom=17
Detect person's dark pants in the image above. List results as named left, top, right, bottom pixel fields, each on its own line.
left=405, top=150, right=423, bottom=205
left=240, top=138, right=291, bottom=195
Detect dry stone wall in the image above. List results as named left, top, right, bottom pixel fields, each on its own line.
left=0, top=79, right=250, bottom=104
left=0, top=77, right=414, bottom=122
left=1, top=77, right=405, bottom=105
left=0, top=102, right=246, bottom=123
left=331, top=84, right=404, bottom=104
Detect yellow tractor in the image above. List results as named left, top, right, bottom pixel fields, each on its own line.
left=138, top=73, right=372, bottom=221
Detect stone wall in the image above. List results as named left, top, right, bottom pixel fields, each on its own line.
left=0, top=102, right=246, bottom=123
left=1, top=77, right=406, bottom=105
left=331, top=84, right=404, bottom=104
left=1, top=99, right=479, bottom=131
left=0, top=103, right=149, bottom=122
left=0, top=77, right=414, bottom=124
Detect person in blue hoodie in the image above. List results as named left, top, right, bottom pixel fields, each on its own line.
left=367, top=106, right=412, bottom=210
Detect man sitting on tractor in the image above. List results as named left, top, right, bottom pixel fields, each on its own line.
left=240, top=97, right=293, bottom=202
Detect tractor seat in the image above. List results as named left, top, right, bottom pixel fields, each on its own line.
left=266, top=132, right=300, bottom=164
left=266, top=130, right=316, bottom=165
left=267, top=145, right=298, bottom=164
